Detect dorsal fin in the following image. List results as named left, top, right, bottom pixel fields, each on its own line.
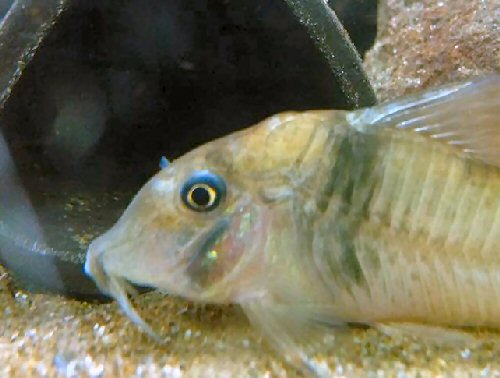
left=348, top=75, right=500, bottom=168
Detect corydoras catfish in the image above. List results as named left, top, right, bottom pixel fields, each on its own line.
left=85, top=75, right=500, bottom=375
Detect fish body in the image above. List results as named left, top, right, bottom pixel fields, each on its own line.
left=85, top=75, right=500, bottom=373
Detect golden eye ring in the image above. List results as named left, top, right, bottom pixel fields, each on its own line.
left=186, top=183, right=217, bottom=210
left=180, top=170, right=226, bottom=212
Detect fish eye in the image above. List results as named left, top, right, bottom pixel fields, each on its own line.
left=180, top=170, right=226, bottom=212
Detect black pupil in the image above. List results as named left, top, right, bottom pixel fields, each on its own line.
left=191, top=186, right=211, bottom=207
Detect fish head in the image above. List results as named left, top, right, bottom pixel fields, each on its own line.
left=84, top=134, right=276, bottom=305
left=84, top=110, right=337, bottom=334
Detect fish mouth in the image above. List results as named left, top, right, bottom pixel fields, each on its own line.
left=84, top=242, right=164, bottom=342
left=83, top=197, right=260, bottom=340
left=83, top=217, right=235, bottom=341
left=84, top=244, right=111, bottom=295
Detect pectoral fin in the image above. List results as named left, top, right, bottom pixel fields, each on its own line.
left=350, top=75, right=500, bottom=167
left=241, top=298, right=343, bottom=378
left=375, top=322, right=478, bottom=347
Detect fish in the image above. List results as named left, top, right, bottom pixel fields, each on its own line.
left=85, top=75, right=500, bottom=375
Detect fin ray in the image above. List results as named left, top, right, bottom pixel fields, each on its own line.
left=375, top=322, right=478, bottom=346
left=350, top=75, right=500, bottom=167
left=241, top=298, right=343, bottom=377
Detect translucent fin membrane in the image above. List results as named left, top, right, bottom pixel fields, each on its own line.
left=350, top=75, right=500, bottom=167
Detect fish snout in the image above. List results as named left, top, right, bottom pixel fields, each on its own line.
left=84, top=239, right=112, bottom=296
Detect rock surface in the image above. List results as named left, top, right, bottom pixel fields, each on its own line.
left=365, top=0, right=499, bottom=100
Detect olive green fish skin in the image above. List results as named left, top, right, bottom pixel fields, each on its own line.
left=308, top=126, right=500, bottom=327
left=84, top=75, right=500, bottom=373
left=291, top=77, right=500, bottom=328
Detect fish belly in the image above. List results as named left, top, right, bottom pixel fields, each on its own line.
left=321, top=132, right=500, bottom=327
